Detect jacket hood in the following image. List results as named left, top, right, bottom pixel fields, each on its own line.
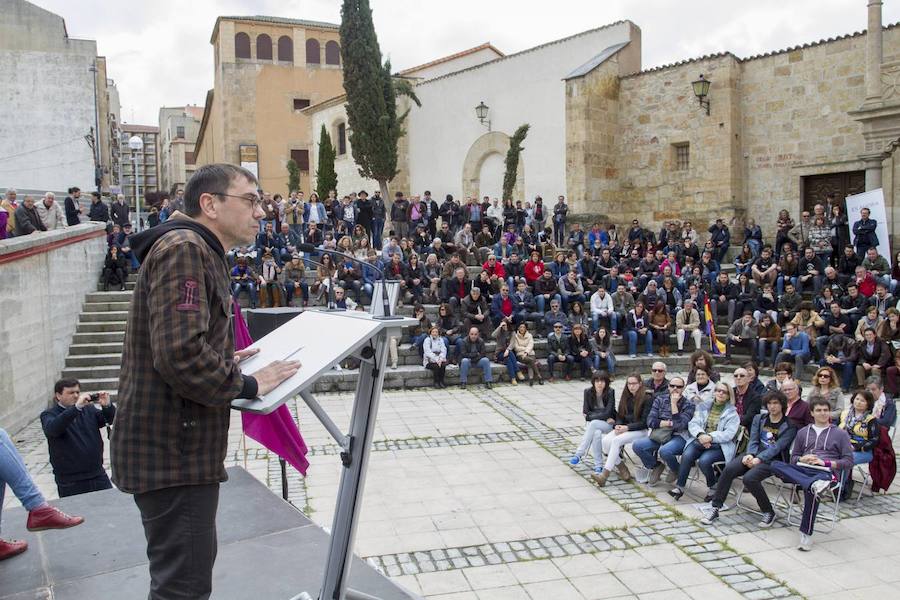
left=130, top=216, right=226, bottom=264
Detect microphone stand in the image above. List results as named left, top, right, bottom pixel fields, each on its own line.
left=297, top=244, right=403, bottom=320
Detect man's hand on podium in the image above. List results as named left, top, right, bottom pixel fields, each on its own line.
left=254, top=360, right=302, bottom=395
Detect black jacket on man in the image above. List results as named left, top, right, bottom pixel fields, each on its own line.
left=88, top=200, right=110, bottom=222
left=41, top=403, right=116, bottom=484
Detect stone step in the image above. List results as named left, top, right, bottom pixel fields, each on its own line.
left=98, top=281, right=135, bottom=291
left=83, top=301, right=132, bottom=312
left=65, top=353, right=123, bottom=367
left=71, top=331, right=125, bottom=344
left=62, top=365, right=121, bottom=380
left=68, top=342, right=124, bottom=356
left=80, top=311, right=129, bottom=323
left=85, top=291, right=134, bottom=303
left=61, top=353, right=701, bottom=390
left=76, top=321, right=127, bottom=333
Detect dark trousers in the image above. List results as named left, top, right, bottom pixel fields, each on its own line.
left=711, top=457, right=774, bottom=510
left=57, top=472, right=112, bottom=498
left=771, top=461, right=833, bottom=535
left=134, top=483, right=220, bottom=600
left=102, top=267, right=126, bottom=286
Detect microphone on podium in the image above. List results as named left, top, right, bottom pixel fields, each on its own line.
left=295, top=243, right=402, bottom=320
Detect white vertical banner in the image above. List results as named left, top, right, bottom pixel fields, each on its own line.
left=845, top=188, right=892, bottom=267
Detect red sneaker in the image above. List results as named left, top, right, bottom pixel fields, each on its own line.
left=26, top=504, right=84, bottom=531
left=0, top=538, right=28, bottom=561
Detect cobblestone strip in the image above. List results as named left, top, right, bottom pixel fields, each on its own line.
left=479, top=389, right=803, bottom=600
left=364, top=527, right=664, bottom=578
left=228, top=431, right=528, bottom=462
left=308, top=430, right=530, bottom=457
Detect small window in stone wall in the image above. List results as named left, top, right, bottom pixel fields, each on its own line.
left=673, top=143, right=689, bottom=171
left=293, top=98, right=310, bottom=110
left=337, top=123, right=347, bottom=155
left=291, top=149, right=310, bottom=171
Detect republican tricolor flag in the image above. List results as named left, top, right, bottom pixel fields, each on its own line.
left=703, top=298, right=727, bottom=355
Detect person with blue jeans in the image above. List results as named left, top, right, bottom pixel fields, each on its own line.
left=589, top=287, right=616, bottom=333
left=838, top=390, right=880, bottom=465
left=570, top=373, right=617, bottom=472
left=669, top=382, right=740, bottom=501
left=591, top=327, right=616, bottom=374
left=457, top=327, right=493, bottom=389
left=701, top=391, right=797, bottom=526
left=632, top=377, right=696, bottom=485
left=1, top=427, right=85, bottom=560
left=626, top=303, right=653, bottom=357
left=774, top=323, right=811, bottom=381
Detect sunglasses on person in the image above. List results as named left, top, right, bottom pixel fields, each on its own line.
left=669, top=383, right=684, bottom=389
left=652, top=368, right=665, bottom=373
left=817, top=373, right=831, bottom=379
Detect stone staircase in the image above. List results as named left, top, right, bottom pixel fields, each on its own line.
left=63, top=263, right=803, bottom=398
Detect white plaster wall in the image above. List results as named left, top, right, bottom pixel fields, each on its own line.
left=0, top=42, right=97, bottom=192
left=309, top=102, right=381, bottom=196
left=0, top=224, right=107, bottom=433
left=401, top=47, right=503, bottom=80
left=407, top=22, right=634, bottom=202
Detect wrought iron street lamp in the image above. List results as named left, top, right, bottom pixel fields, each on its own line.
left=691, top=74, right=711, bottom=116
left=475, top=101, right=491, bottom=131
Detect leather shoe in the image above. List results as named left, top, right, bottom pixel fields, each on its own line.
left=26, top=505, right=84, bottom=531
left=0, top=539, right=27, bottom=561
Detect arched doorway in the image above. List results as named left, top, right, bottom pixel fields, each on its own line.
left=462, top=131, right=525, bottom=201
left=478, top=152, right=504, bottom=200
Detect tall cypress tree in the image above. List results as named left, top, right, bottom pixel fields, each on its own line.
left=316, top=125, right=338, bottom=201
left=286, top=159, right=301, bottom=193
left=340, top=0, right=418, bottom=200
left=503, top=124, right=530, bottom=202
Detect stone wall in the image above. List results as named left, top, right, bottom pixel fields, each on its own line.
left=0, top=224, right=107, bottom=433
left=0, top=1, right=98, bottom=192
left=568, top=25, right=900, bottom=244
left=740, top=32, right=875, bottom=236
left=307, top=97, right=412, bottom=201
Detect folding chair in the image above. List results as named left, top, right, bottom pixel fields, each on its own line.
left=782, top=470, right=846, bottom=534
left=734, top=476, right=790, bottom=516
left=851, top=462, right=872, bottom=505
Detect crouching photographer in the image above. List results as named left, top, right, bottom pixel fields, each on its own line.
left=40, top=379, right=116, bottom=497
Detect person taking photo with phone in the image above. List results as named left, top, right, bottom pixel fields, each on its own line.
left=40, top=378, right=116, bottom=498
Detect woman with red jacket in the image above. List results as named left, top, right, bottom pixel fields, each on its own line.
left=524, top=250, right=545, bottom=286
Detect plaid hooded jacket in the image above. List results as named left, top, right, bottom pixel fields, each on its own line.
left=111, top=217, right=255, bottom=494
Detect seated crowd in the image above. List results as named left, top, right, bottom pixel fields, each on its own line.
left=571, top=361, right=896, bottom=552
left=217, top=190, right=900, bottom=393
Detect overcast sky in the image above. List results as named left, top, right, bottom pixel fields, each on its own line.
left=33, top=0, right=900, bottom=125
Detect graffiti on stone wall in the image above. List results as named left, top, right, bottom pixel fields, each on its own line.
left=751, top=152, right=799, bottom=169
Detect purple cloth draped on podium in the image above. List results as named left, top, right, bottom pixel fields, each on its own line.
left=234, top=305, right=309, bottom=475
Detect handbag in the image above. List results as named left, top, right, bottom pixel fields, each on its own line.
left=649, top=426, right=674, bottom=444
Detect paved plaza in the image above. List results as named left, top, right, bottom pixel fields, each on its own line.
left=7, top=372, right=900, bottom=599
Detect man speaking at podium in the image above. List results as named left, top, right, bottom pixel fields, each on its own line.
left=111, top=164, right=300, bottom=600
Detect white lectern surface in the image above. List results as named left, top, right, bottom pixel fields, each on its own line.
left=231, top=310, right=415, bottom=414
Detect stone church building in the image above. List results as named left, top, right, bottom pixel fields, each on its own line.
left=299, top=2, right=900, bottom=244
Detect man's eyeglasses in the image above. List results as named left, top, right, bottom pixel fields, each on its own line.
left=211, top=192, right=262, bottom=210
left=734, top=373, right=747, bottom=378
left=651, top=368, right=665, bottom=373
left=669, top=384, right=684, bottom=389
